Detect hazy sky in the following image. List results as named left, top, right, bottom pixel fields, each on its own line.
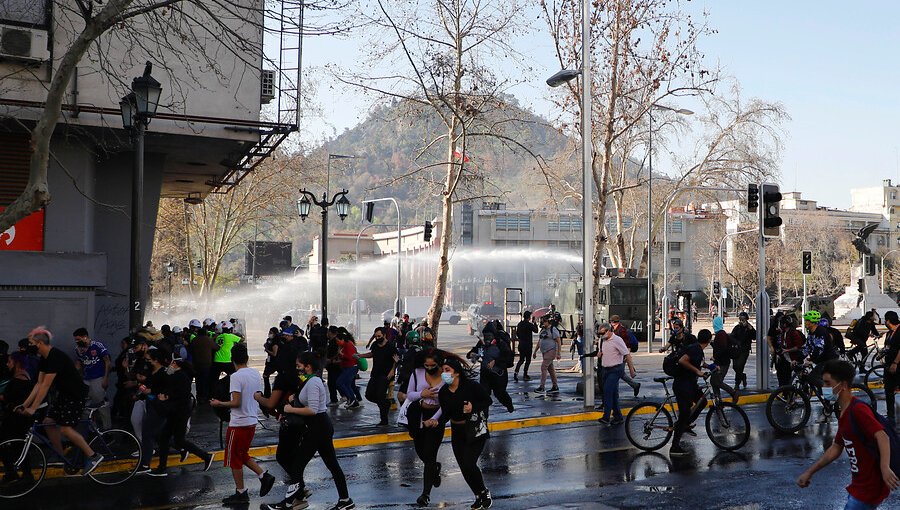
left=298, top=1, right=900, bottom=209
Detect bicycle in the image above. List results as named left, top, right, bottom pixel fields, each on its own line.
left=625, top=371, right=751, bottom=452
left=0, top=403, right=141, bottom=498
left=844, top=337, right=883, bottom=376
left=766, top=362, right=877, bottom=434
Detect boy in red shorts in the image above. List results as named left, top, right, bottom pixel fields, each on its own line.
left=211, top=343, right=274, bottom=505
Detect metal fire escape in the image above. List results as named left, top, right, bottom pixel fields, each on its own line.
left=208, top=0, right=305, bottom=191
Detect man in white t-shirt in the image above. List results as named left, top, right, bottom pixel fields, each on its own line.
left=211, top=343, right=275, bottom=505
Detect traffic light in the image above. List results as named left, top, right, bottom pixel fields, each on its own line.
left=747, top=183, right=759, bottom=213
left=801, top=251, right=812, bottom=275
left=858, top=278, right=865, bottom=294
left=713, top=281, right=720, bottom=296
left=866, top=256, right=876, bottom=276
left=424, top=221, right=433, bottom=242
left=364, top=201, right=375, bottom=223
left=760, top=183, right=782, bottom=239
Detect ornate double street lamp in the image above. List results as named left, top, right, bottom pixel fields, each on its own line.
left=298, top=188, right=351, bottom=323
left=121, top=62, right=162, bottom=332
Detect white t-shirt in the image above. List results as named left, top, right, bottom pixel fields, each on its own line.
left=229, top=366, right=262, bottom=427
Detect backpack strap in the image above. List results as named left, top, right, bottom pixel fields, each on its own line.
left=846, top=399, right=880, bottom=459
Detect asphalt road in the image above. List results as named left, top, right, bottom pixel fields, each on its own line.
left=13, top=402, right=898, bottom=510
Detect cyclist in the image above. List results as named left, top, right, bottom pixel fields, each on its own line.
left=847, top=311, right=880, bottom=363
left=19, top=327, right=104, bottom=475
left=882, top=311, right=900, bottom=427
left=669, top=328, right=711, bottom=457
left=772, top=314, right=804, bottom=387
left=818, top=317, right=847, bottom=357
left=801, top=310, right=839, bottom=390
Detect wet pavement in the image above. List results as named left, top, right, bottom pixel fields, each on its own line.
left=14, top=402, right=899, bottom=510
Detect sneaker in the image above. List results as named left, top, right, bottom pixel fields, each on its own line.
left=82, top=453, right=104, bottom=476
left=260, top=471, right=276, bottom=497
left=523, top=374, right=532, bottom=381
left=513, top=373, right=518, bottom=383
left=416, top=493, right=430, bottom=507
left=285, top=482, right=312, bottom=502
left=548, top=386, right=559, bottom=393
left=610, top=417, right=624, bottom=426
left=685, top=424, right=697, bottom=437
left=202, top=454, right=215, bottom=472
left=223, top=490, right=250, bottom=505
left=346, top=400, right=361, bottom=409
left=328, top=498, right=355, bottom=510
left=433, top=462, right=442, bottom=488
left=480, top=490, right=493, bottom=509
left=535, top=387, right=546, bottom=393
left=180, top=449, right=190, bottom=463
left=597, top=417, right=611, bottom=426
left=633, top=382, right=641, bottom=398
left=147, top=467, right=168, bottom=477
left=135, top=465, right=152, bottom=475
left=669, top=445, right=688, bottom=457
left=260, top=500, right=294, bottom=510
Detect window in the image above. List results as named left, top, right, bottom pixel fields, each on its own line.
left=670, top=257, right=681, bottom=267
left=668, top=242, right=681, bottom=252
left=495, top=215, right=531, bottom=232
left=609, top=285, right=648, bottom=305
left=669, top=220, right=683, bottom=234
left=550, top=216, right=582, bottom=232
left=0, top=0, right=47, bottom=26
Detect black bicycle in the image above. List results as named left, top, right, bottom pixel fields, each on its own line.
left=625, top=372, right=750, bottom=452
left=766, top=362, right=877, bottom=434
left=0, top=403, right=140, bottom=498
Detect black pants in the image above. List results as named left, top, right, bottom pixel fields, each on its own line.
left=194, top=364, right=211, bottom=403
left=450, top=424, right=487, bottom=496
left=732, top=348, right=750, bottom=386
left=325, top=363, right=342, bottom=402
left=263, top=362, right=276, bottom=397
left=710, top=360, right=737, bottom=401
left=514, top=342, right=532, bottom=376
left=157, top=408, right=207, bottom=469
left=210, top=362, right=234, bottom=393
left=775, top=356, right=793, bottom=387
left=276, top=422, right=304, bottom=479
left=480, top=370, right=512, bottom=411
left=140, top=405, right=167, bottom=468
left=886, top=373, right=899, bottom=427
left=293, top=413, right=349, bottom=500
left=672, top=378, right=706, bottom=447
left=411, top=406, right=444, bottom=496
left=365, top=374, right=391, bottom=423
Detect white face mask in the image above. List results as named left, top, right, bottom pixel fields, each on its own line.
left=822, top=384, right=842, bottom=402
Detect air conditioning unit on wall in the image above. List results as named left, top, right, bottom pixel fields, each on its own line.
left=0, top=25, right=50, bottom=63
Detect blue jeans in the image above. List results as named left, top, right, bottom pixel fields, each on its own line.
left=602, top=363, right=625, bottom=420
left=336, top=366, right=361, bottom=402
left=845, top=495, right=878, bottom=510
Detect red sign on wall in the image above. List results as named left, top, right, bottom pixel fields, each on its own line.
left=0, top=208, right=45, bottom=251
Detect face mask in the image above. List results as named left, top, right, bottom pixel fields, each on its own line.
left=441, top=372, right=454, bottom=385
left=25, top=345, right=38, bottom=356
left=822, top=385, right=841, bottom=402
left=164, top=366, right=176, bottom=375
left=426, top=366, right=439, bottom=375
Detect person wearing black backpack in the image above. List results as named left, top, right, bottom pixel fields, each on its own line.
left=669, top=328, right=711, bottom=457
left=882, top=311, right=900, bottom=427
left=513, top=312, right=538, bottom=382
left=797, top=359, right=899, bottom=509
left=478, top=321, right=514, bottom=414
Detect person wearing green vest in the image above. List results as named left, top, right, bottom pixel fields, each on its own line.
left=212, top=321, right=242, bottom=382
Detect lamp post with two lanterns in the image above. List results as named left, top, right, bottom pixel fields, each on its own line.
left=297, top=189, right=351, bottom=324
left=120, top=62, right=162, bottom=332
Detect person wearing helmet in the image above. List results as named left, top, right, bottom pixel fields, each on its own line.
left=802, top=310, right=839, bottom=391
left=211, top=321, right=242, bottom=384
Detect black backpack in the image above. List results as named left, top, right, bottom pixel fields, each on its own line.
left=662, top=347, right=685, bottom=377
left=211, top=374, right=231, bottom=422
left=727, top=334, right=741, bottom=361
left=496, top=332, right=514, bottom=368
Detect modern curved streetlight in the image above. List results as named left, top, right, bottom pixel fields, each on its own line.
left=298, top=187, right=351, bottom=323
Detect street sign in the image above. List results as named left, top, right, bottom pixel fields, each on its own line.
left=802, top=251, right=812, bottom=275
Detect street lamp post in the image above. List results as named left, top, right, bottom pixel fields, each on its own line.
left=717, top=229, right=757, bottom=318
left=298, top=189, right=351, bottom=324
left=165, top=261, right=175, bottom=309
left=646, top=104, right=692, bottom=352
left=545, top=0, right=594, bottom=408
left=121, top=62, right=162, bottom=333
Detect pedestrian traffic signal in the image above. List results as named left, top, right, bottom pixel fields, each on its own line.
left=858, top=278, right=865, bottom=294
left=801, top=251, right=812, bottom=275
left=760, top=183, right=782, bottom=239
left=747, top=183, right=759, bottom=213
left=713, top=281, right=720, bottom=296
left=364, top=202, right=375, bottom=223
left=423, top=221, right=433, bottom=242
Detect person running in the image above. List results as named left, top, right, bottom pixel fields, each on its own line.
left=402, top=349, right=448, bottom=507
left=262, top=327, right=281, bottom=397
left=254, top=356, right=301, bottom=510
left=478, top=321, right=514, bottom=413
left=335, top=333, right=362, bottom=409
left=210, top=343, right=275, bottom=506
left=710, top=316, right=736, bottom=399
left=730, top=312, right=755, bottom=389
left=426, top=356, right=493, bottom=510
left=514, top=311, right=538, bottom=383
left=596, top=322, right=636, bottom=426
left=152, top=355, right=213, bottom=475
left=19, top=327, right=104, bottom=475
left=797, top=359, right=899, bottom=509
left=669, top=328, right=711, bottom=457
left=136, top=347, right=172, bottom=475
left=266, top=351, right=354, bottom=510
left=359, top=328, right=399, bottom=425
left=881, top=311, right=900, bottom=427
left=533, top=316, right=561, bottom=393
left=72, top=328, right=111, bottom=430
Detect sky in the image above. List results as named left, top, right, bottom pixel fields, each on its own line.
left=294, top=1, right=900, bottom=210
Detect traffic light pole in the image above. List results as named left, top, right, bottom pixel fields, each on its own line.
left=363, top=197, right=402, bottom=317
left=755, top=204, right=771, bottom=391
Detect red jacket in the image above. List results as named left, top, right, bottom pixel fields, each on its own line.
left=339, top=342, right=358, bottom=369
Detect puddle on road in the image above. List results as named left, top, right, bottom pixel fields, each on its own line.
left=634, top=485, right=675, bottom=493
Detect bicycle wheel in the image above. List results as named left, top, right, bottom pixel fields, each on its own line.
left=849, top=383, right=878, bottom=413
left=0, top=439, right=46, bottom=498
left=706, top=401, right=751, bottom=451
left=766, top=385, right=811, bottom=433
left=87, top=429, right=140, bottom=485
left=625, top=403, right=674, bottom=452
left=864, top=364, right=885, bottom=387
